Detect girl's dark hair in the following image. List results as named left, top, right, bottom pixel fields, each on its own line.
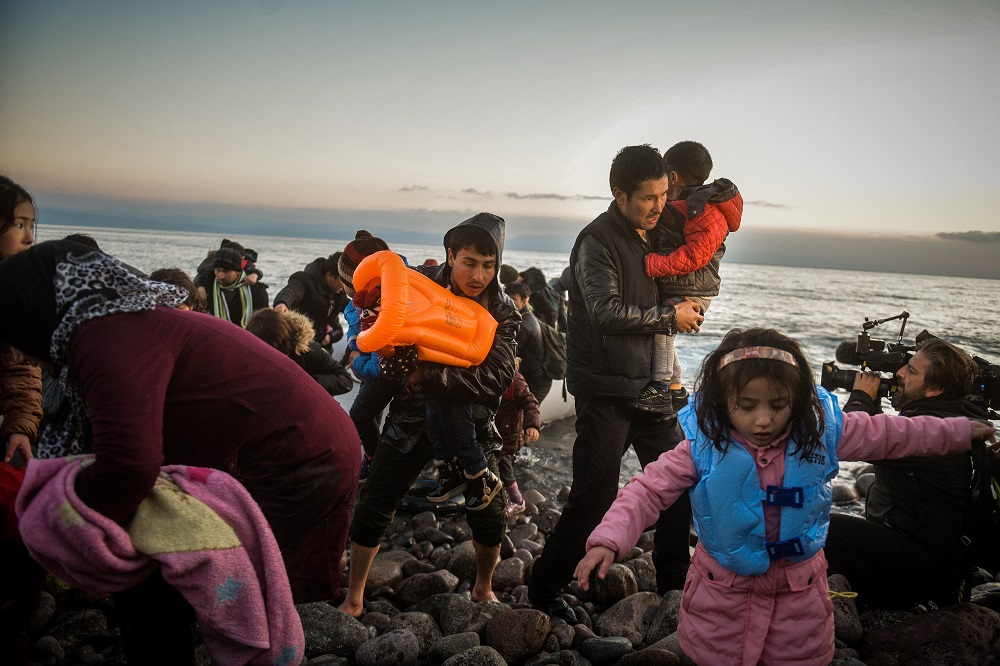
left=1, top=176, right=35, bottom=235
left=246, top=308, right=294, bottom=356
left=694, top=328, right=825, bottom=459
left=148, top=267, right=206, bottom=312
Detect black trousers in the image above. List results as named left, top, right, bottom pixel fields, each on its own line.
left=825, top=512, right=964, bottom=609
left=349, top=432, right=506, bottom=548
left=528, top=395, right=692, bottom=604
left=113, top=572, right=197, bottom=665
left=350, top=378, right=395, bottom=457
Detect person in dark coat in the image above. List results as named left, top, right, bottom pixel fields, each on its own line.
left=273, top=253, right=349, bottom=350
left=0, top=241, right=360, bottom=664
left=504, top=281, right=551, bottom=404
left=518, top=266, right=560, bottom=329
left=496, top=367, right=540, bottom=517
left=203, top=246, right=269, bottom=327
left=246, top=308, right=353, bottom=396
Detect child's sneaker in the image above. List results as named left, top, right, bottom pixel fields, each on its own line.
left=427, top=459, right=467, bottom=502
left=631, top=383, right=674, bottom=415
left=505, top=498, right=526, bottom=517
left=670, top=386, right=690, bottom=410
left=464, top=468, right=502, bottom=512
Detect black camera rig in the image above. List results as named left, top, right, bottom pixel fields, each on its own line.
left=821, top=311, right=1000, bottom=417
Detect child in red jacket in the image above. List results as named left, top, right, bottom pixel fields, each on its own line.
left=496, top=363, right=541, bottom=517
left=633, top=141, right=743, bottom=415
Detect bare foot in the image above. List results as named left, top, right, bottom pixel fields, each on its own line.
left=338, top=598, right=364, bottom=618
left=471, top=588, right=499, bottom=604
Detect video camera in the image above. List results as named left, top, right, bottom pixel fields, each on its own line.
left=821, top=311, right=1000, bottom=416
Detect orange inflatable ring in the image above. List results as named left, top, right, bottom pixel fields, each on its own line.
left=353, top=250, right=498, bottom=368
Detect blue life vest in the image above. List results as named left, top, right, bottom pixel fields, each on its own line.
left=680, top=387, right=843, bottom=576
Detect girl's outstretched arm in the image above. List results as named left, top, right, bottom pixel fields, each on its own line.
left=575, top=546, right=616, bottom=592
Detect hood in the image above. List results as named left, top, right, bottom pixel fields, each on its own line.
left=901, top=395, right=990, bottom=420
left=681, top=178, right=743, bottom=233
left=302, top=257, right=330, bottom=291
left=283, top=309, right=317, bottom=356
left=443, top=212, right=506, bottom=272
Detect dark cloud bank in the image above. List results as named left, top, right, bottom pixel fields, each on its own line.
left=38, top=197, right=999, bottom=280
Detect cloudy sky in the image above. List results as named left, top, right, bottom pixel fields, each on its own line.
left=2, top=0, right=999, bottom=272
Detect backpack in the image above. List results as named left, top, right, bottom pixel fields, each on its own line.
left=537, top=319, right=567, bottom=381
left=962, top=438, right=1000, bottom=593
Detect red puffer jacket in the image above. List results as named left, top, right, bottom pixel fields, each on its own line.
left=646, top=178, right=743, bottom=279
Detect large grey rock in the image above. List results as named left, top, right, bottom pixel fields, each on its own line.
left=354, top=628, right=420, bottom=666
left=862, top=602, right=1000, bottom=665
left=415, top=526, right=457, bottom=546
left=492, top=557, right=526, bottom=591
left=828, top=574, right=863, bottom=646
left=593, top=564, right=638, bottom=607
left=532, top=508, right=562, bottom=534
left=509, top=522, right=539, bottom=543
left=619, top=648, right=680, bottom=665
left=429, top=632, right=481, bottom=666
left=441, top=645, right=508, bottom=666
left=389, top=611, right=443, bottom=656
left=48, top=609, right=109, bottom=653
left=446, top=540, right=479, bottom=584
left=647, top=633, right=696, bottom=666
left=34, top=635, right=65, bottom=664
left=644, top=589, right=682, bottom=645
left=407, top=592, right=465, bottom=623
left=396, top=570, right=460, bottom=607
left=579, top=636, right=633, bottom=663
left=297, top=602, right=370, bottom=659
left=594, top=591, right=660, bottom=647
left=31, top=591, right=56, bottom=633
left=971, top=581, right=1000, bottom=613
left=622, top=554, right=657, bottom=593
left=368, top=552, right=410, bottom=591
left=483, top=608, right=551, bottom=664
left=526, top=649, right=591, bottom=665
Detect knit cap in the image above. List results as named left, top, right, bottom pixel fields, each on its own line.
left=498, top=264, right=520, bottom=285
left=339, top=230, right=389, bottom=289
left=213, top=247, right=244, bottom=272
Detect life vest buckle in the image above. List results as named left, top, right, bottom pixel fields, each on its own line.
left=765, top=485, right=804, bottom=508
left=764, top=537, right=805, bottom=560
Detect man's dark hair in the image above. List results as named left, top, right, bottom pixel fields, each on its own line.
left=916, top=338, right=977, bottom=397
left=504, top=281, right=531, bottom=300
left=447, top=225, right=497, bottom=259
left=0, top=175, right=35, bottom=236
left=518, top=267, right=547, bottom=293
left=663, top=141, right=713, bottom=186
left=323, top=252, right=343, bottom=276
left=609, top=145, right=666, bottom=197
left=62, top=233, right=101, bottom=250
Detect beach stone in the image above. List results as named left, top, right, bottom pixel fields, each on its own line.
left=389, top=611, right=443, bottom=656
left=411, top=510, right=439, bottom=529
left=446, top=540, right=478, bottom=584
left=622, top=554, right=657, bottom=593
left=550, top=620, right=576, bottom=650
left=558, top=485, right=572, bottom=502
left=971, top=581, right=1000, bottom=613
left=431, top=546, right=454, bottom=569
left=429, top=632, right=481, bottom=666
left=526, top=649, right=590, bottom=665
left=635, top=531, right=655, bottom=553
left=579, top=636, right=633, bottom=663
left=305, top=657, right=350, bottom=665
left=859, top=608, right=913, bottom=632
left=361, top=610, right=392, bottom=635
left=441, top=645, right=508, bottom=666
left=510, top=522, right=539, bottom=542
left=514, top=538, right=544, bottom=557
left=441, top=599, right=508, bottom=636
left=297, top=602, right=369, bottom=659
left=483, top=607, right=551, bottom=664
left=832, top=480, right=859, bottom=503
left=396, top=570, right=460, bottom=607
left=492, top=557, right=526, bottom=591
left=415, top=526, right=456, bottom=546
left=532, top=508, right=562, bottom=534
left=368, top=554, right=409, bottom=591
left=594, top=591, right=660, bottom=647
left=828, top=574, right=863, bottom=646
left=49, top=609, right=109, bottom=653
left=522, top=489, right=547, bottom=505
left=862, top=602, right=1000, bottom=665
left=30, top=591, right=56, bottom=633
left=34, top=635, right=65, bottom=664
left=855, top=472, right=876, bottom=496
left=409, top=592, right=468, bottom=625
left=355, top=628, right=420, bottom=666
left=403, top=559, right=439, bottom=577
left=647, top=633, right=696, bottom=666
left=410, top=540, right=435, bottom=559
left=72, top=644, right=104, bottom=664
left=367, top=598, right=402, bottom=617
left=514, top=548, right=534, bottom=564
left=619, top=648, right=680, bottom=665
left=593, top=563, right=638, bottom=606
left=645, top=589, right=682, bottom=644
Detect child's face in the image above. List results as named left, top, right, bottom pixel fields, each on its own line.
left=727, top=376, right=793, bottom=447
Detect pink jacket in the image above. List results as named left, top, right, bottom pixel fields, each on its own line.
left=17, top=456, right=305, bottom=666
left=587, top=411, right=972, bottom=666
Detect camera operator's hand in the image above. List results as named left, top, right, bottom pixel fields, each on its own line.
left=853, top=369, right=882, bottom=400
left=674, top=298, right=704, bottom=333
left=971, top=420, right=997, bottom=446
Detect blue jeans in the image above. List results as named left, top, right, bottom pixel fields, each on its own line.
left=425, top=399, right=486, bottom=476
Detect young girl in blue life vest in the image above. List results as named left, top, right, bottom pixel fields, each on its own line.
left=575, top=328, right=996, bottom=666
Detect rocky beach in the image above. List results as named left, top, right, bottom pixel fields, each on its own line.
left=20, top=416, right=1000, bottom=665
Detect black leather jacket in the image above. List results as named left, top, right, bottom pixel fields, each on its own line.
left=566, top=202, right=679, bottom=398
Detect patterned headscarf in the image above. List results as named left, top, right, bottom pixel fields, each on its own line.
left=0, top=241, right=186, bottom=457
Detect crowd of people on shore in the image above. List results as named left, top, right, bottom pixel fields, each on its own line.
left=0, top=138, right=997, bottom=666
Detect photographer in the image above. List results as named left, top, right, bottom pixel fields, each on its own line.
left=826, top=338, right=991, bottom=609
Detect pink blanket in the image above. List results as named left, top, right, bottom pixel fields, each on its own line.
left=17, top=456, right=304, bottom=665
